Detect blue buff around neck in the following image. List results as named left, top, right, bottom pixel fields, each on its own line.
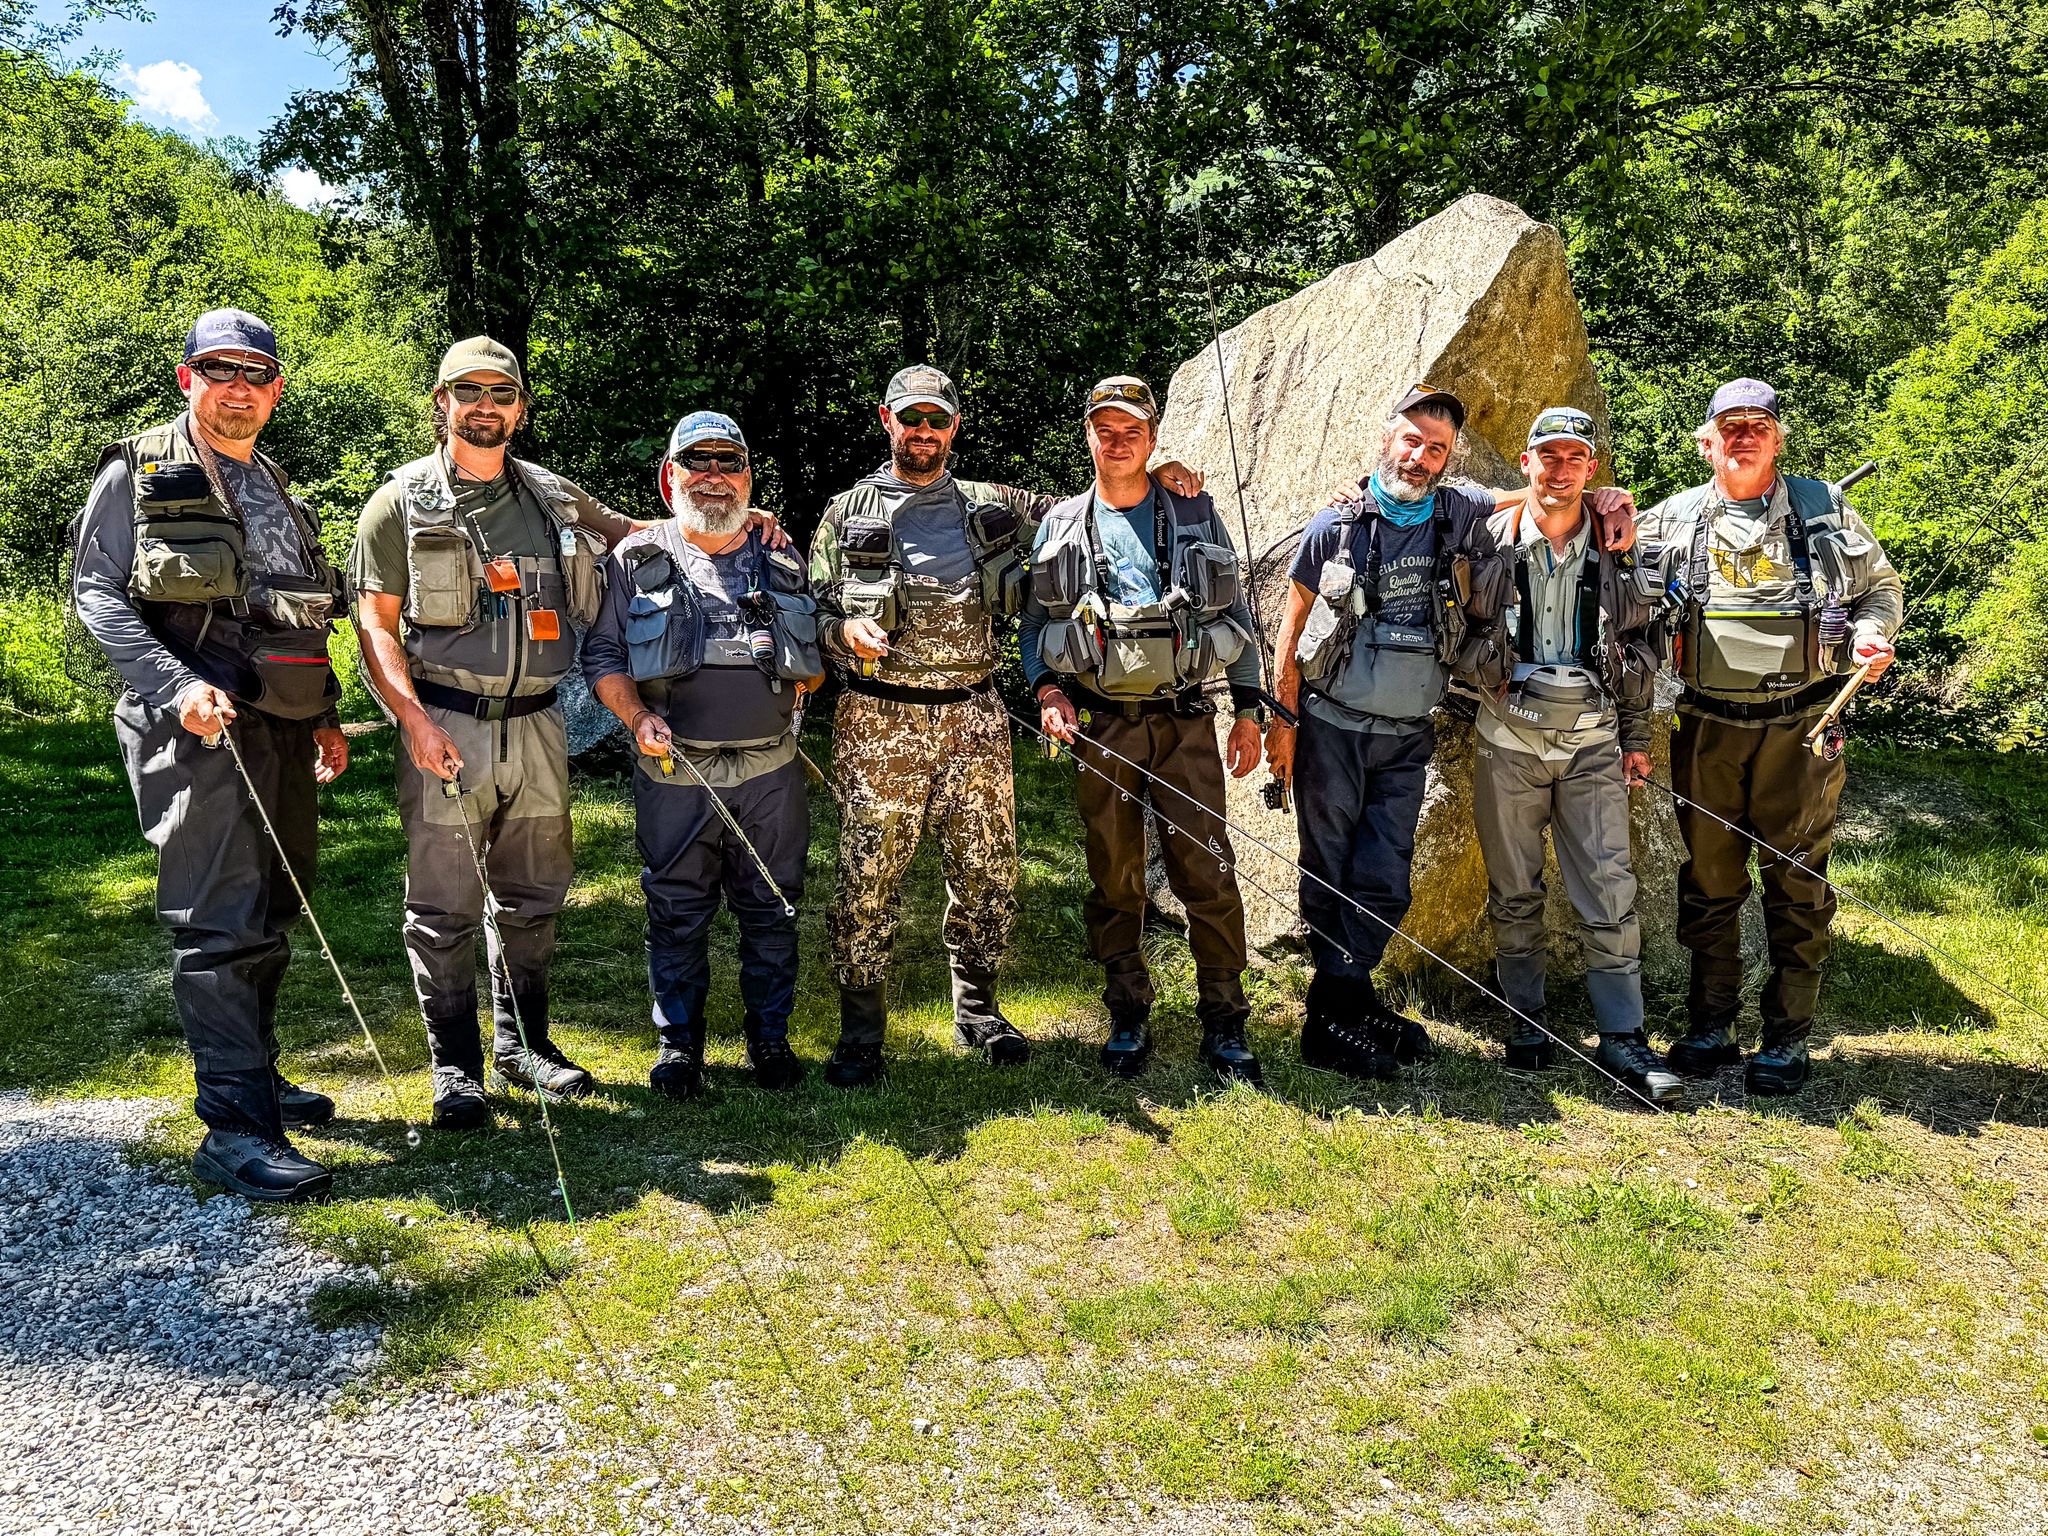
left=1367, top=472, right=1436, bottom=528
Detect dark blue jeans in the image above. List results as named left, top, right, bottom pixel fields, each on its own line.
left=635, top=758, right=809, bottom=1048
left=1294, top=714, right=1436, bottom=980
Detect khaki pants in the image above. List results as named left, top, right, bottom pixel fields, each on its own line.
left=1074, top=706, right=1249, bottom=1030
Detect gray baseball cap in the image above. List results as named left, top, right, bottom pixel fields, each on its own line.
left=1526, top=405, right=1597, bottom=451
left=1704, top=377, right=1780, bottom=426
left=884, top=365, right=960, bottom=414
left=1084, top=375, right=1157, bottom=422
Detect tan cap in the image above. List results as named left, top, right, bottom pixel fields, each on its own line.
left=437, top=335, right=523, bottom=389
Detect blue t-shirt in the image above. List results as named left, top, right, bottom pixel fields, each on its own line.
left=1092, top=489, right=1164, bottom=605
left=1288, top=503, right=1438, bottom=627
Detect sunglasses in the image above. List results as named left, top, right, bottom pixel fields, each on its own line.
left=1088, top=381, right=1155, bottom=410
left=677, top=449, right=749, bottom=474
left=892, top=407, right=954, bottom=431
left=446, top=381, right=523, bottom=407
left=1529, top=409, right=1596, bottom=441
left=193, top=358, right=280, bottom=387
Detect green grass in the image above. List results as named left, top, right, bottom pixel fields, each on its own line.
left=3, top=717, right=2046, bottom=1531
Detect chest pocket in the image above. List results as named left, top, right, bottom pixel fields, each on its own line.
left=406, top=501, right=482, bottom=630
left=624, top=552, right=706, bottom=683
left=965, top=497, right=1028, bottom=619
left=1298, top=551, right=1365, bottom=683
left=1328, top=621, right=1447, bottom=722
left=132, top=461, right=247, bottom=607
left=558, top=525, right=607, bottom=626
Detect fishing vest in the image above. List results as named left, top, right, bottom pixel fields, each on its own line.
left=1661, top=476, right=1861, bottom=696
left=98, top=417, right=345, bottom=721
left=619, top=524, right=820, bottom=786
left=830, top=478, right=1028, bottom=682
left=1295, top=494, right=1512, bottom=725
left=390, top=451, right=607, bottom=698
left=1479, top=503, right=1669, bottom=730
left=1031, top=483, right=1249, bottom=701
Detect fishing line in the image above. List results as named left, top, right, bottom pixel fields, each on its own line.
left=211, top=722, right=421, bottom=1147
left=651, top=746, right=798, bottom=917
left=1192, top=197, right=1271, bottom=685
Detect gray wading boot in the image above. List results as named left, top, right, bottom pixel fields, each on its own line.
left=492, top=981, right=595, bottom=1101
left=425, top=995, right=491, bottom=1131
left=1099, top=1010, right=1152, bottom=1079
left=272, top=1070, right=336, bottom=1129
left=825, top=984, right=887, bottom=1089
left=1745, top=1040, right=1812, bottom=1097
left=192, top=1130, right=333, bottom=1204
left=951, top=965, right=1029, bottom=1066
left=1594, top=1031, right=1685, bottom=1108
left=650, top=1033, right=705, bottom=1101
left=1299, top=975, right=1398, bottom=1082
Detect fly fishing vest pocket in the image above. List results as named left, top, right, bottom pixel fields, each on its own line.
left=1038, top=611, right=1105, bottom=677
left=1685, top=605, right=1817, bottom=693
left=1094, top=605, right=1180, bottom=699
left=1323, top=621, right=1446, bottom=722
left=405, top=504, right=481, bottom=630
left=624, top=551, right=707, bottom=683
left=132, top=462, right=247, bottom=606
left=561, top=526, right=606, bottom=626
left=767, top=592, right=823, bottom=680
left=965, top=495, right=1028, bottom=619
left=1297, top=555, right=1364, bottom=683
left=249, top=622, right=340, bottom=719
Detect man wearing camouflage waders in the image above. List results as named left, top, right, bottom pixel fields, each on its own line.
left=809, top=365, right=1205, bottom=1086
left=72, top=308, right=351, bottom=1201
left=1638, top=379, right=1902, bottom=1095
left=351, top=337, right=634, bottom=1128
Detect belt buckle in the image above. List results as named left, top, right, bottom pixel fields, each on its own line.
left=476, top=696, right=508, bottom=722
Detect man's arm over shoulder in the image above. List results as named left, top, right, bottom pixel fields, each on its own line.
left=72, top=457, right=200, bottom=711
left=554, top=475, right=639, bottom=549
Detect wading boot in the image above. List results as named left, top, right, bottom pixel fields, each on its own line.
left=1665, top=1020, right=1743, bottom=1078
left=1299, top=976, right=1398, bottom=1082
left=1745, top=1040, right=1811, bottom=1097
left=424, top=994, right=491, bottom=1130
left=1099, top=1012, right=1152, bottom=1079
left=1200, top=1024, right=1264, bottom=1089
left=430, top=1067, right=490, bottom=1130
left=272, top=1071, right=335, bottom=1130
left=495, top=1040, right=595, bottom=1101
left=1364, top=982, right=1434, bottom=1066
left=192, top=1130, right=333, bottom=1204
left=951, top=964, right=1030, bottom=1067
left=746, top=1031, right=805, bottom=1093
left=1594, top=1031, right=1685, bottom=1108
left=825, top=985, right=887, bottom=1088
left=1504, top=1015, right=1557, bottom=1072
left=649, top=1036, right=705, bottom=1101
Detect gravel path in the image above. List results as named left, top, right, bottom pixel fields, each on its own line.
left=0, top=1093, right=561, bottom=1536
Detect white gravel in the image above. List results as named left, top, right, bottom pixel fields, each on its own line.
left=0, top=1093, right=561, bottom=1536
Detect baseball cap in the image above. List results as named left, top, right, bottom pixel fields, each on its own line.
left=184, top=308, right=280, bottom=366
left=1704, top=377, right=1780, bottom=426
left=1391, top=382, right=1467, bottom=433
left=1527, top=405, right=1597, bottom=451
left=1084, top=375, right=1157, bottom=422
left=437, top=335, right=524, bottom=389
left=666, top=410, right=747, bottom=457
left=883, top=365, right=960, bottom=414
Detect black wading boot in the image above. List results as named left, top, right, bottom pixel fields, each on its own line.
left=1364, top=982, right=1435, bottom=1067
left=1200, top=1022, right=1264, bottom=1088
left=825, top=984, right=887, bottom=1089
left=492, top=979, right=595, bottom=1101
left=424, top=994, right=491, bottom=1131
left=1504, top=1014, right=1557, bottom=1072
left=1594, top=1031, right=1686, bottom=1108
left=745, top=1025, right=805, bottom=1092
left=650, top=1033, right=706, bottom=1101
left=1745, top=1040, right=1812, bottom=1097
left=1099, top=1011, right=1152, bottom=1079
left=192, top=1130, right=333, bottom=1204
left=1299, top=975, right=1398, bottom=1082
left=272, top=1068, right=336, bottom=1130
left=951, top=965, right=1030, bottom=1067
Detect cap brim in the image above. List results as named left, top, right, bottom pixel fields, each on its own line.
left=189, top=345, right=281, bottom=365
left=1527, top=432, right=1596, bottom=450
left=1084, top=402, right=1155, bottom=422
left=670, top=435, right=744, bottom=455
left=888, top=395, right=955, bottom=412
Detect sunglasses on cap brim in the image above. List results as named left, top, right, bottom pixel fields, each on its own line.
left=1087, top=382, right=1155, bottom=410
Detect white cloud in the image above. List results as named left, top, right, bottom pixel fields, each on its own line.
left=118, top=60, right=216, bottom=129
left=278, top=166, right=345, bottom=211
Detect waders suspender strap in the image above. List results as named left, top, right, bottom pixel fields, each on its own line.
left=1576, top=544, right=1603, bottom=670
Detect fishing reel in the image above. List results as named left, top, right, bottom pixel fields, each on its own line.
left=1260, top=776, right=1292, bottom=814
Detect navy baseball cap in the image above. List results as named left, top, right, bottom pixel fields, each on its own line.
left=666, top=410, right=747, bottom=457
left=184, top=308, right=279, bottom=365
left=1705, top=377, right=1780, bottom=426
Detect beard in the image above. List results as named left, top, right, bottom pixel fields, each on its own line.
left=1375, top=452, right=1443, bottom=502
left=892, top=436, right=948, bottom=477
left=669, top=483, right=751, bottom=536
left=453, top=412, right=512, bottom=449
left=193, top=394, right=264, bottom=443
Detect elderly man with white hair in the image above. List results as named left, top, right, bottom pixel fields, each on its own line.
left=1635, top=378, right=1902, bottom=1096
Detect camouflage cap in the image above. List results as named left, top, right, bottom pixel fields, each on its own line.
left=884, top=365, right=960, bottom=413
left=437, top=335, right=523, bottom=389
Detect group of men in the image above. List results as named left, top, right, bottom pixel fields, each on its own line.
left=73, top=306, right=1901, bottom=1203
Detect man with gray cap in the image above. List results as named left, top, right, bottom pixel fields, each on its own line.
left=584, top=411, right=822, bottom=1099
left=352, top=336, right=636, bottom=1128
left=1636, top=378, right=1902, bottom=1096
left=72, top=307, right=351, bottom=1201
left=1465, top=406, right=1680, bottom=1105
left=809, top=365, right=1205, bottom=1086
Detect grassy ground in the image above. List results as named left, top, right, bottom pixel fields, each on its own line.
left=3, top=716, right=2046, bottom=1533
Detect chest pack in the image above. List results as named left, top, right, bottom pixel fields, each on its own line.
left=1672, top=477, right=1843, bottom=695
left=1495, top=507, right=1668, bottom=724
left=1032, top=484, right=1248, bottom=701
left=832, top=479, right=1029, bottom=633
left=105, top=420, right=345, bottom=720
left=621, top=526, right=822, bottom=701
left=392, top=452, right=608, bottom=695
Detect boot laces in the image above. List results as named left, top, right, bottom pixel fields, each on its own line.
left=1606, top=1032, right=1660, bottom=1075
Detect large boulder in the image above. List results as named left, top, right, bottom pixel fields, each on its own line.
left=1151, top=194, right=1703, bottom=987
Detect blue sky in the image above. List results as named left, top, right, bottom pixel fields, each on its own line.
left=51, top=1, right=349, bottom=203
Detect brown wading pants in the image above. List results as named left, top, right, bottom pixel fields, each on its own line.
left=1074, top=704, right=1250, bottom=1031
left=1671, top=706, right=1846, bottom=1044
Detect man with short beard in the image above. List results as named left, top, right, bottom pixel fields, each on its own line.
left=72, top=307, right=352, bottom=1202
left=583, top=412, right=823, bottom=1098
left=351, top=337, right=636, bottom=1128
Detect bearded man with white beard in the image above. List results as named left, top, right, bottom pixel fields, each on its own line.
left=582, top=412, right=824, bottom=1098
left=352, top=337, right=645, bottom=1128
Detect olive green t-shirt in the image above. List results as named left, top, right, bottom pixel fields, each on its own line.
left=350, top=454, right=632, bottom=598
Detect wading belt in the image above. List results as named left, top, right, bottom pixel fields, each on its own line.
left=1679, top=677, right=1836, bottom=721
left=842, top=672, right=991, bottom=706
left=1072, top=685, right=1211, bottom=720
left=413, top=677, right=560, bottom=720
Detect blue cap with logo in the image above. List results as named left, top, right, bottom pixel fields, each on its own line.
left=666, top=410, right=747, bottom=457
left=1704, top=377, right=1780, bottom=426
left=184, top=308, right=280, bottom=365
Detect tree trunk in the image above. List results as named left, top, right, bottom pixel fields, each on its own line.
left=474, top=0, right=532, bottom=365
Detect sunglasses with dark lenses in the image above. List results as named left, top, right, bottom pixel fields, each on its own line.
left=892, top=407, right=954, bottom=430
left=447, top=381, right=523, bottom=407
left=677, top=449, right=749, bottom=475
left=194, top=358, right=280, bottom=387
left=1088, top=381, right=1154, bottom=409
left=1531, top=410, right=1595, bottom=440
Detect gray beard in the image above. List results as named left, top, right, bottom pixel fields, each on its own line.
left=1375, top=453, right=1442, bottom=503
left=672, top=488, right=750, bottom=536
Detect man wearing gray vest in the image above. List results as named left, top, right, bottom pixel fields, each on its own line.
left=584, top=412, right=823, bottom=1099
left=1468, top=407, right=1682, bottom=1104
left=1638, top=379, right=1901, bottom=1095
left=72, top=308, right=351, bottom=1201
left=1025, top=377, right=1268, bottom=1085
left=352, top=338, right=631, bottom=1128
